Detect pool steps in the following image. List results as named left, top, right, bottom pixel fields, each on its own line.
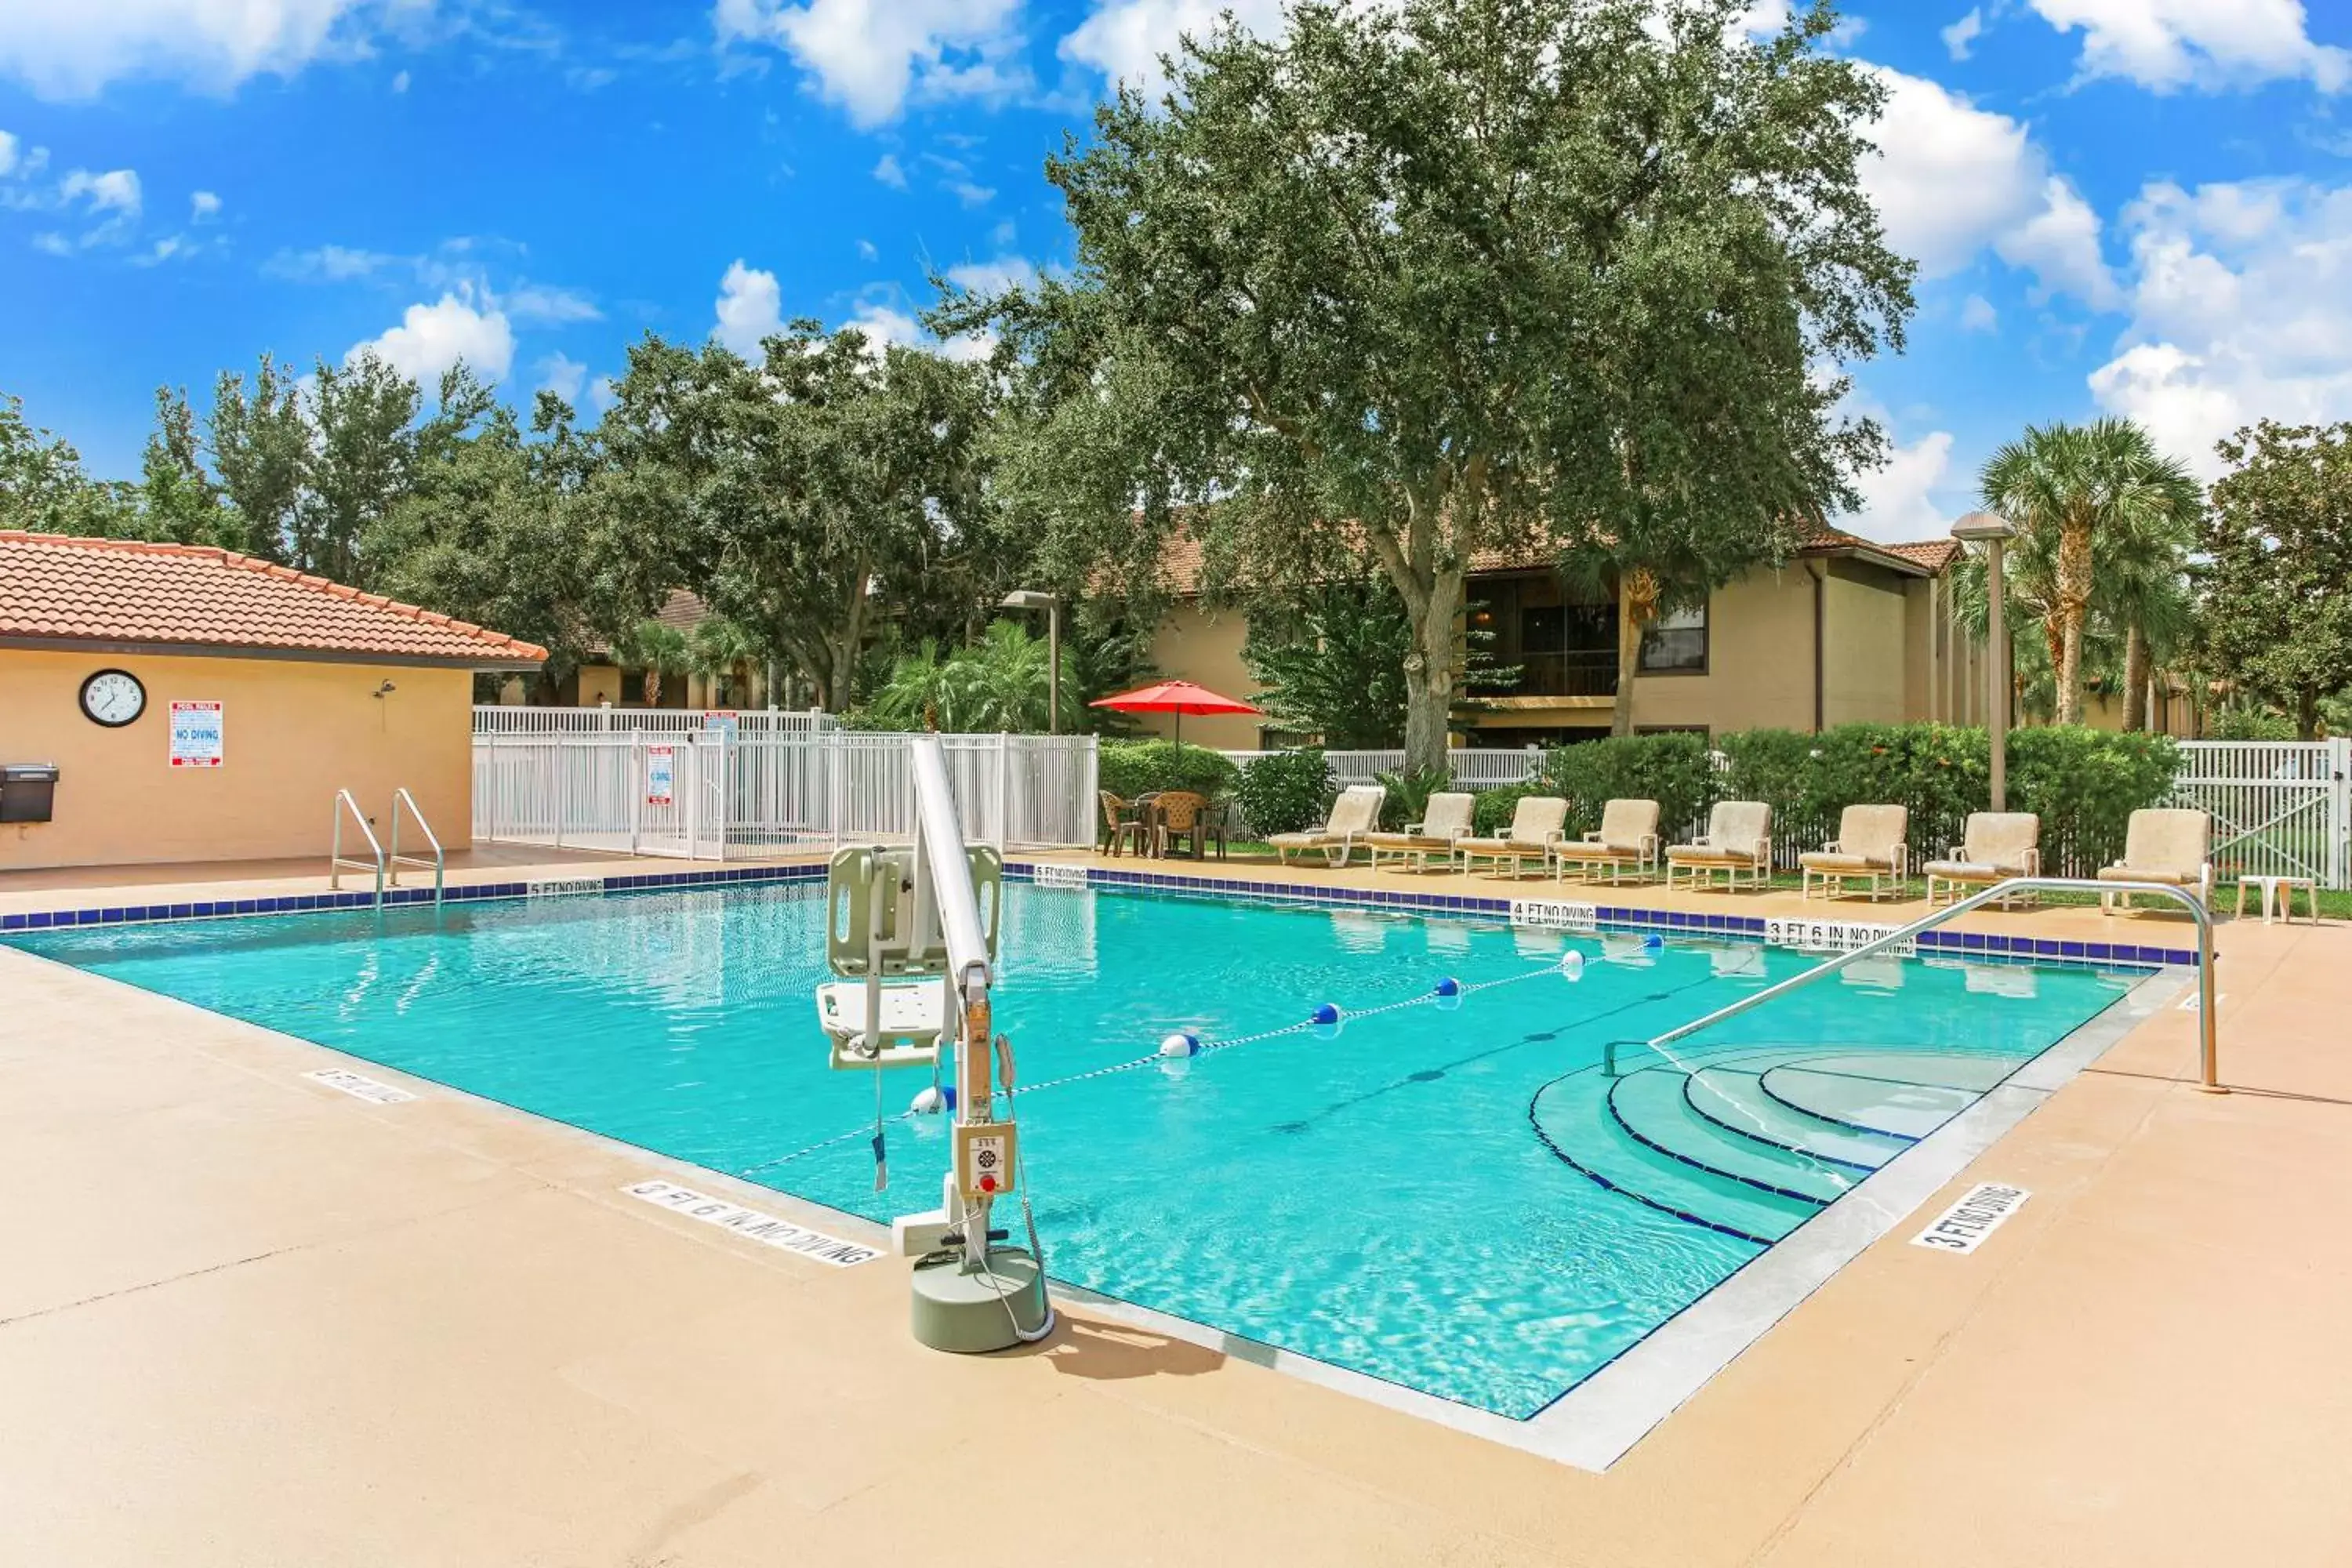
left=1534, top=1046, right=2039, bottom=1246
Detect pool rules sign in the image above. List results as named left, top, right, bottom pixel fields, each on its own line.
left=168, top=700, right=224, bottom=768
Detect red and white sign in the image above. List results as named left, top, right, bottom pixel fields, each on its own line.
left=168, top=700, right=224, bottom=768
left=645, top=746, right=675, bottom=806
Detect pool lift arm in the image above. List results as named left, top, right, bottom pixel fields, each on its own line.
left=820, top=736, right=1052, bottom=1352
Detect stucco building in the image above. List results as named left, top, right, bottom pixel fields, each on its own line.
left=1142, top=528, right=2198, bottom=750
left=0, top=531, right=544, bottom=870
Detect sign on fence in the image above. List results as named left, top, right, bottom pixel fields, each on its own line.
left=645, top=746, right=674, bottom=805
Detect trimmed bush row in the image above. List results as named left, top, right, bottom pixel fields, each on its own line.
left=1100, top=724, right=2180, bottom=871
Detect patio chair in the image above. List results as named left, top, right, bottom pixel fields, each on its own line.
left=1664, top=801, right=1774, bottom=892
left=1454, top=795, right=1570, bottom=880
left=1154, top=791, right=1210, bottom=859
left=1269, top=783, right=1385, bottom=868
left=1098, top=791, right=1144, bottom=858
left=1365, top=791, right=1477, bottom=872
left=1922, top=813, right=2041, bottom=908
left=1550, top=798, right=1662, bottom=885
left=1798, top=804, right=1911, bottom=902
left=2098, top=808, right=2213, bottom=915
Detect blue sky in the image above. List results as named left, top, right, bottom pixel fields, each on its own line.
left=4, top=0, right=2350, bottom=542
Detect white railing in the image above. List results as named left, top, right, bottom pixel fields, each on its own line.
left=473, top=704, right=841, bottom=737
left=474, top=729, right=1098, bottom=860
left=1217, top=747, right=1548, bottom=788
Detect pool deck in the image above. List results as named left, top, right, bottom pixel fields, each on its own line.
left=5, top=845, right=2351, bottom=1564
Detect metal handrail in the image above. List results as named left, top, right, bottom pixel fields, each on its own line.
left=1605, top=877, right=2222, bottom=1091
left=329, top=789, right=386, bottom=901
left=388, top=787, right=445, bottom=906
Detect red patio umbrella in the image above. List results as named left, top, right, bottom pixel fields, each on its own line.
left=1089, top=679, right=1262, bottom=750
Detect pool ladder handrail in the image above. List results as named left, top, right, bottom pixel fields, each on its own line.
left=1604, top=877, right=2221, bottom=1091
left=328, top=789, right=386, bottom=901
left=388, top=787, right=445, bottom=906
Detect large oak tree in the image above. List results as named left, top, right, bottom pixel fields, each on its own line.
left=959, top=0, right=1912, bottom=768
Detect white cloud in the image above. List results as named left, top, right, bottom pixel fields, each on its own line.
left=1994, top=176, right=2121, bottom=309
left=390, top=67, right=408, bottom=93
left=264, top=243, right=399, bottom=281
left=536, top=352, right=587, bottom=405
left=1061, top=0, right=1287, bottom=88
left=503, top=281, right=601, bottom=325
left=2088, top=176, right=2352, bottom=477
left=353, top=292, right=515, bottom=384
left=1958, top=293, right=1998, bottom=332
left=944, top=177, right=995, bottom=208
left=189, top=188, right=220, bottom=220
left=872, top=151, right=906, bottom=188
left=2029, top=0, right=2350, bottom=93
left=0, top=130, right=18, bottom=177
left=715, top=0, right=1026, bottom=128
left=0, top=0, right=383, bottom=100
left=855, top=237, right=877, bottom=260
left=713, top=258, right=784, bottom=355
left=1942, top=7, right=1984, bottom=60
left=586, top=375, right=617, bottom=415
left=60, top=166, right=140, bottom=216
left=1860, top=67, right=2118, bottom=307
left=944, top=254, right=1037, bottom=296
left=31, top=230, right=71, bottom=256
left=1842, top=430, right=1959, bottom=543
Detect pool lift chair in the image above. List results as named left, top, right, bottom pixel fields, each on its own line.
left=817, top=735, right=1052, bottom=1354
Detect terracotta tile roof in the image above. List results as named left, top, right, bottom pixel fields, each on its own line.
left=0, top=531, right=548, bottom=667
left=1881, top=538, right=1962, bottom=572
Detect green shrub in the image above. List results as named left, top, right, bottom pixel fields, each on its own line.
left=1373, top=766, right=1455, bottom=830
left=2008, top=727, right=2180, bottom=874
left=1472, top=783, right=1551, bottom=836
left=2209, top=706, right=2296, bottom=742
left=1542, top=732, right=1719, bottom=839
left=1097, top=740, right=1241, bottom=802
left=1237, top=749, right=1334, bottom=837
left=1720, top=723, right=1988, bottom=859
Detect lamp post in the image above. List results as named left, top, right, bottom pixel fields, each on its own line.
left=1000, top=590, right=1062, bottom=734
left=1951, top=511, right=2018, bottom=811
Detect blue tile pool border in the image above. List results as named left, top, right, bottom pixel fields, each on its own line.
left=0, top=856, right=2197, bottom=971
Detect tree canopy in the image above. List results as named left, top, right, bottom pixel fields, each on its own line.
left=960, top=0, right=1914, bottom=767
left=2200, top=420, right=2352, bottom=739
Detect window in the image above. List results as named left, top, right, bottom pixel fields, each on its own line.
left=1638, top=601, right=1708, bottom=674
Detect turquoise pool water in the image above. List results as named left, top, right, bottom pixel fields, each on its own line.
left=9, top=882, right=2132, bottom=1417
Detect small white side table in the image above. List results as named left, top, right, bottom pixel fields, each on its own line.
left=2233, top=874, right=2319, bottom=925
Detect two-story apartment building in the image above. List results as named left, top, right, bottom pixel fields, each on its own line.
left=1140, top=526, right=2180, bottom=750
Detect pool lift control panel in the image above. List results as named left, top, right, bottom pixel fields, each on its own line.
left=817, top=735, right=1051, bottom=1354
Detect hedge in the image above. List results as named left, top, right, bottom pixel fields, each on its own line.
left=1096, top=740, right=1242, bottom=804
left=1238, top=749, right=1334, bottom=837
left=1454, top=723, right=2174, bottom=875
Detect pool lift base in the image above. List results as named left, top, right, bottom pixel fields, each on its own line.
left=910, top=1243, right=1051, bottom=1354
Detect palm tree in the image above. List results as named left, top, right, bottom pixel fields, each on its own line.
left=1979, top=419, right=2199, bottom=726
left=619, top=620, right=691, bottom=706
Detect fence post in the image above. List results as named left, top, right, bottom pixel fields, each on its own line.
left=551, top=738, right=566, bottom=849
left=2324, top=738, right=2343, bottom=888
left=996, top=732, right=1011, bottom=848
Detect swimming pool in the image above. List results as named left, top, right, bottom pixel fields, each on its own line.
left=9, top=877, right=2136, bottom=1420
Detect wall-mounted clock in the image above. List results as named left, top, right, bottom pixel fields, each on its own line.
left=79, top=668, right=147, bottom=728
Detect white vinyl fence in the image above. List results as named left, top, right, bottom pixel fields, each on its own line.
left=474, top=704, right=840, bottom=737
left=1218, top=747, right=1548, bottom=789
left=474, top=729, right=1098, bottom=859
left=2171, top=739, right=2350, bottom=888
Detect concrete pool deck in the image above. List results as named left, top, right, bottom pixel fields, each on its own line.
left=5, top=848, right=2350, bottom=1565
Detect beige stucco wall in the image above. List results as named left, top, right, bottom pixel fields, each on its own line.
left=0, top=649, right=476, bottom=871
left=1143, top=603, right=1265, bottom=750
left=1820, top=563, right=1909, bottom=726
left=1623, top=570, right=1817, bottom=735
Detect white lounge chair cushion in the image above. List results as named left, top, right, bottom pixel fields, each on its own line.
left=1799, top=850, right=1883, bottom=872
left=1922, top=859, right=2003, bottom=880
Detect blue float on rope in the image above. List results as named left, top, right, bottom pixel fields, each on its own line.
left=1432, top=976, right=1463, bottom=998
left=1559, top=951, right=1586, bottom=982
left=1641, top=933, right=1664, bottom=950
left=1310, top=1002, right=1341, bottom=1026
left=1159, top=1031, right=1202, bottom=1058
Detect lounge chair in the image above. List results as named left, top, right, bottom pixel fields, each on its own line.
left=1798, top=804, right=1910, bottom=902
left=1665, top=800, right=1773, bottom=892
left=1551, top=798, right=1662, bottom=884
left=2098, top=808, right=2213, bottom=914
left=1454, top=795, right=1570, bottom=879
left=1922, top=812, right=2041, bottom=907
left=1269, top=783, right=1385, bottom=868
left=1365, top=791, right=1475, bottom=872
